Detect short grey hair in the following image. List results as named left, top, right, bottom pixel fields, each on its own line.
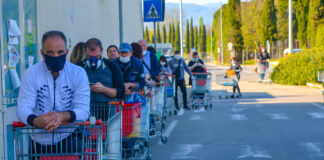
left=41, top=31, right=67, bottom=50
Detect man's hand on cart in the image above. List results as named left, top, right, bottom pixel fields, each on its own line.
left=33, top=111, right=71, bottom=132
left=124, top=82, right=136, bottom=91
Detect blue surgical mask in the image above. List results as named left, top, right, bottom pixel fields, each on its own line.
left=193, top=58, right=199, bottom=61
left=232, top=61, right=236, bottom=64
left=43, top=53, right=66, bottom=72
left=87, top=56, right=102, bottom=70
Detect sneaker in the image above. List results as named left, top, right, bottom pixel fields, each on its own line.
left=230, top=95, right=235, bottom=99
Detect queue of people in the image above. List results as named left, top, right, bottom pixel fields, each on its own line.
left=15, top=30, right=201, bottom=158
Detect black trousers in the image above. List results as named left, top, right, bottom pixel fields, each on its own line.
left=174, top=79, right=187, bottom=108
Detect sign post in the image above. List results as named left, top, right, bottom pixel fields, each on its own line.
left=144, top=0, right=165, bottom=49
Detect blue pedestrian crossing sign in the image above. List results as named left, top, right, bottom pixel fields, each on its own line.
left=144, top=0, right=165, bottom=22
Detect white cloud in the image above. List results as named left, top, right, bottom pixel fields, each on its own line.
left=165, top=0, right=228, bottom=4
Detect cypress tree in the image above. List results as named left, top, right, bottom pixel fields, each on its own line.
left=185, top=20, right=190, bottom=54
left=307, top=0, right=324, bottom=47
left=144, top=26, right=150, bottom=42
left=189, top=17, right=194, bottom=50
left=168, top=23, right=172, bottom=43
left=172, top=22, right=176, bottom=48
left=202, top=24, right=207, bottom=53
left=157, top=23, right=161, bottom=43
left=175, top=21, right=181, bottom=51
left=261, top=0, right=278, bottom=45
left=194, top=26, right=198, bottom=50
left=162, top=23, right=167, bottom=43
left=227, top=0, right=244, bottom=61
left=296, top=0, right=310, bottom=48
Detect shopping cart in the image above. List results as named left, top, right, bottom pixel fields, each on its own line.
left=163, top=75, right=177, bottom=116
left=89, top=101, right=123, bottom=159
left=13, top=120, right=103, bottom=160
left=191, top=72, right=212, bottom=110
left=145, top=81, right=168, bottom=144
left=257, top=60, right=273, bottom=84
left=216, top=69, right=237, bottom=99
left=123, top=91, right=152, bottom=159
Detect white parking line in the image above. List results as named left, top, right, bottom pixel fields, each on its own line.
left=311, top=103, right=324, bottom=110
left=308, top=112, right=324, bottom=119
left=171, top=144, right=203, bottom=159
left=302, top=142, right=324, bottom=157
left=267, top=113, right=290, bottom=120
left=230, top=114, right=248, bottom=120
left=237, top=145, right=272, bottom=159
left=157, top=120, right=178, bottom=145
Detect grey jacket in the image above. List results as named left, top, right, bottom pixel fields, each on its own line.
left=169, top=58, right=193, bottom=80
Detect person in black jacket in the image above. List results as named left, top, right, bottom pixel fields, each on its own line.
left=228, top=57, right=242, bottom=98
left=257, top=46, right=270, bottom=81
left=188, top=52, right=206, bottom=85
left=78, top=38, right=125, bottom=103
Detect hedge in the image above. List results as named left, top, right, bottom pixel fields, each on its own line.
left=271, top=48, right=324, bottom=85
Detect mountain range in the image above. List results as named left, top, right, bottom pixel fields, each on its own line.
left=165, top=2, right=222, bottom=26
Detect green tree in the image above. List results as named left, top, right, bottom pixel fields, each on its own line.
left=227, top=0, right=244, bottom=61
left=162, top=23, right=167, bottom=43
left=261, top=0, right=278, bottom=45
left=307, top=0, right=324, bottom=47
left=168, top=23, right=172, bottom=43
left=198, top=17, right=204, bottom=55
left=172, top=22, right=176, bottom=48
left=295, top=0, right=310, bottom=48
left=175, top=21, right=181, bottom=51
left=157, top=23, right=161, bottom=43
left=202, top=24, right=207, bottom=54
left=189, top=17, right=194, bottom=50
left=144, top=26, right=150, bottom=42
left=276, top=0, right=288, bottom=40
left=185, top=20, right=190, bottom=54
left=315, top=24, right=324, bottom=49
left=194, top=26, right=198, bottom=50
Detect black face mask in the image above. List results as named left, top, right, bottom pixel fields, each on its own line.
left=43, top=53, right=67, bottom=72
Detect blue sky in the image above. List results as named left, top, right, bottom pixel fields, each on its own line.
left=165, top=0, right=228, bottom=4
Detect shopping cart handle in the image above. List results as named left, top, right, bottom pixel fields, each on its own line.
left=109, top=101, right=123, bottom=105
left=125, top=91, right=146, bottom=95
left=192, top=72, right=212, bottom=75
left=12, top=121, right=27, bottom=128
left=12, top=120, right=103, bottom=128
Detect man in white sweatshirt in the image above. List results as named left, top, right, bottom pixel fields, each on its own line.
left=16, top=31, right=90, bottom=156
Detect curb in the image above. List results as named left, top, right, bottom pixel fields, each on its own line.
left=306, top=83, right=324, bottom=89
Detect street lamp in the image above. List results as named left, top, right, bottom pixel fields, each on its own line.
left=289, top=0, right=292, bottom=54
left=179, top=0, right=184, bottom=57
left=220, top=0, right=224, bottom=64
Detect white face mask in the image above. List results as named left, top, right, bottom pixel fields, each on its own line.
left=142, top=50, right=147, bottom=56
left=262, top=49, right=265, bottom=53
left=160, top=62, right=166, bottom=66
left=119, top=56, right=130, bottom=63
left=175, top=55, right=181, bottom=60
left=232, top=61, right=236, bottom=64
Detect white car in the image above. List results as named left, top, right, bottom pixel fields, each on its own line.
left=283, top=48, right=303, bottom=56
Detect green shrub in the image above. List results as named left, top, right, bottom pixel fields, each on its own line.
left=271, top=48, right=324, bottom=85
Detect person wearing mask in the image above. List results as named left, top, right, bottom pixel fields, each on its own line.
left=115, top=43, right=145, bottom=91
left=227, top=57, right=242, bottom=98
left=70, top=42, right=86, bottom=64
left=138, top=40, right=161, bottom=81
left=107, top=45, right=119, bottom=61
left=77, top=38, right=125, bottom=106
left=169, top=51, right=193, bottom=110
left=17, top=31, right=90, bottom=156
left=131, top=42, right=143, bottom=60
left=257, top=46, right=270, bottom=82
left=188, top=52, right=206, bottom=85
left=159, top=55, right=172, bottom=76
